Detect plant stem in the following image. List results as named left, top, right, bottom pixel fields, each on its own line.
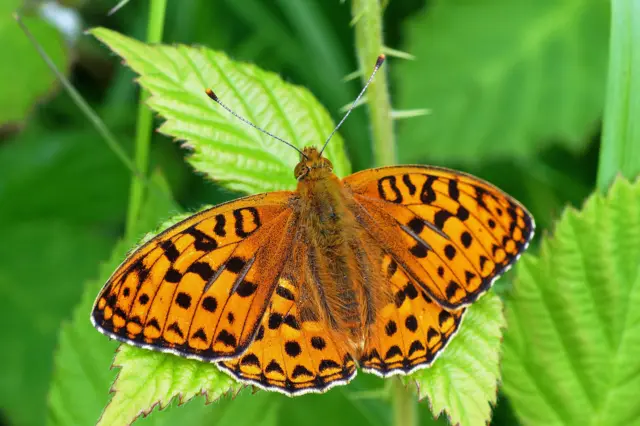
left=351, top=2, right=416, bottom=426
left=351, top=0, right=396, bottom=167
left=596, top=0, right=640, bottom=192
left=392, top=379, right=417, bottom=426
left=125, top=0, right=168, bottom=240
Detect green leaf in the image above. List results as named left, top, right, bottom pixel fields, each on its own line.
left=0, top=2, right=68, bottom=125
left=502, top=177, right=640, bottom=425
left=395, top=0, right=609, bottom=164
left=96, top=345, right=242, bottom=426
left=408, top=292, right=505, bottom=426
left=90, top=27, right=350, bottom=193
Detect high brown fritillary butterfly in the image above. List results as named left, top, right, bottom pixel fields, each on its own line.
left=91, top=55, right=534, bottom=396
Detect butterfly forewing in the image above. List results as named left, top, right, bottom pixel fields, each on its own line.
left=91, top=192, right=296, bottom=361
left=344, top=166, right=535, bottom=309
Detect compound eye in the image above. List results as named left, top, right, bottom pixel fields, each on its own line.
left=294, top=164, right=309, bottom=180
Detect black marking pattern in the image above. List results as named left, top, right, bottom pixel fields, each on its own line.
left=378, top=176, right=403, bottom=203
left=233, top=207, right=261, bottom=238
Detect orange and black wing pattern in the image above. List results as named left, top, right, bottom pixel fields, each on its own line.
left=91, top=192, right=297, bottom=362
left=218, top=275, right=357, bottom=395
left=360, top=253, right=464, bottom=376
left=345, top=166, right=535, bottom=309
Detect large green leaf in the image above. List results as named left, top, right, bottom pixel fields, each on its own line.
left=0, top=2, right=68, bottom=125
left=409, top=292, right=505, bottom=426
left=395, top=0, right=609, bottom=164
left=502, top=178, right=640, bottom=425
left=96, top=343, right=242, bottom=426
left=90, top=27, right=350, bottom=192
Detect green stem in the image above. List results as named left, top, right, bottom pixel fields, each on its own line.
left=125, top=0, right=168, bottom=240
left=392, top=379, right=417, bottom=426
left=351, top=2, right=415, bottom=426
left=351, top=0, right=396, bottom=167
left=596, top=0, right=640, bottom=192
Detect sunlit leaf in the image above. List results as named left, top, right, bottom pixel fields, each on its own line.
left=90, top=27, right=350, bottom=193
left=502, top=178, right=640, bottom=425
left=409, top=292, right=505, bottom=426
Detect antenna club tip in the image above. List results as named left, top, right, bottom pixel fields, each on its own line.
left=205, top=88, right=218, bottom=101
left=376, top=54, right=386, bottom=65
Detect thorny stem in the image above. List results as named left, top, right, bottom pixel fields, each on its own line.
left=125, top=0, right=168, bottom=240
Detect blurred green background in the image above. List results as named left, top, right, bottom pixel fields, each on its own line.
left=0, top=0, right=610, bottom=425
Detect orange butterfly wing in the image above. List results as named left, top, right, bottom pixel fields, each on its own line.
left=91, top=192, right=297, bottom=361
left=344, top=166, right=535, bottom=309
left=360, top=253, right=464, bottom=376
left=218, top=273, right=357, bottom=395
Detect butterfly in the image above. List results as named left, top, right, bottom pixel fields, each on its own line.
left=91, top=55, right=535, bottom=396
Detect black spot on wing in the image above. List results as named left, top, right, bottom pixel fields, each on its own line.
left=192, top=328, right=208, bottom=342
left=160, top=240, right=180, bottom=262
left=175, top=292, right=191, bottom=309
left=235, top=280, right=257, bottom=297
left=385, top=320, right=397, bottom=336
left=285, top=341, right=302, bottom=357
left=187, top=261, right=216, bottom=281
left=268, top=313, right=283, bottom=330
left=378, top=176, right=403, bottom=203
left=408, top=340, right=425, bottom=356
left=292, top=365, right=313, bottom=379
left=233, top=207, right=261, bottom=238
left=311, top=336, right=326, bottom=350
left=319, top=359, right=340, bottom=372
left=385, top=345, right=402, bottom=359
left=216, top=330, right=237, bottom=347
left=201, top=296, right=218, bottom=312
left=226, top=257, right=246, bottom=274
left=265, top=360, right=284, bottom=374
left=434, top=209, right=453, bottom=230
left=240, top=353, right=260, bottom=367
left=186, top=227, right=218, bottom=251
left=214, top=214, right=226, bottom=237
left=167, top=322, right=184, bottom=338
left=420, top=176, right=437, bottom=204
left=165, top=268, right=182, bottom=283
left=402, top=174, right=417, bottom=195
left=276, top=286, right=295, bottom=301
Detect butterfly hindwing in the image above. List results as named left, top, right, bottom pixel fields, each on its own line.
left=360, top=253, right=464, bottom=376
left=345, top=166, right=535, bottom=309
left=92, top=192, right=297, bottom=361
left=218, top=275, right=357, bottom=395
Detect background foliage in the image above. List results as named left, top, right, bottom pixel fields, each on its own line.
left=1, top=0, right=638, bottom=425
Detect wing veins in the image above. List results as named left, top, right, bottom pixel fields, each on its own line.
left=349, top=196, right=443, bottom=302
left=234, top=211, right=297, bottom=351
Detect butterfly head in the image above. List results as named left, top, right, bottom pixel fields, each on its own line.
left=294, top=146, right=333, bottom=181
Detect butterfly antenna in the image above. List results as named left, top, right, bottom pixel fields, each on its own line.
left=319, top=54, right=386, bottom=156
left=205, top=89, right=308, bottom=159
